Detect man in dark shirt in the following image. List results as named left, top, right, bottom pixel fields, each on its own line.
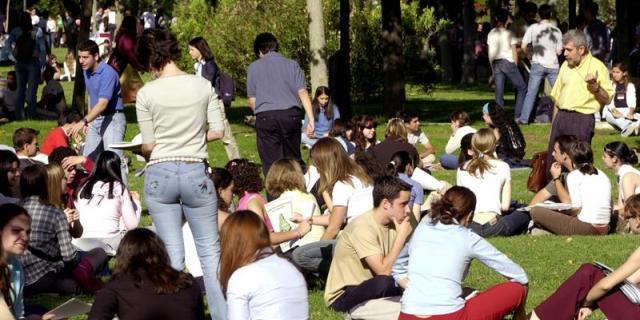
left=247, top=33, right=315, bottom=175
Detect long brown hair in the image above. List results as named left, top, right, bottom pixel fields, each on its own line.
left=429, top=186, right=476, bottom=225
left=612, top=62, right=630, bottom=86
left=465, top=128, right=497, bottom=178
left=113, top=228, right=193, bottom=294
left=354, top=115, right=378, bottom=151
left=310, top=137, right=372, bottom=196
left=219, top=210, right=271, bottom=296
left=312, top=86, right=334, bottom=120
left=46, top=164, right=65, bottom=208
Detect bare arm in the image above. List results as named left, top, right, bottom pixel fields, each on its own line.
left=248, top=97, right=256, bottom=111
left=364, top=217, right=412, bottom=275
left=584, top=248, right=640, bottom=306
left=298, top=89, right=315, bottom=134
left=321, top=205, right=346, bottom=241
left=529, top=188, right=552, bottom=206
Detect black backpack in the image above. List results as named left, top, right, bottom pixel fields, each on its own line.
left=14, top=29, right=37, bottom=61
left=215, top=71, right=236, bottom=109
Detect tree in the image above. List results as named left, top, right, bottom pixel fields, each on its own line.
left=381, top=0, right=405, bottom=116
left=306, top=0, right=328, bottom=93
left=70, top=0, right=92, bottom=115
left=461, top=0, right=476, bottom=84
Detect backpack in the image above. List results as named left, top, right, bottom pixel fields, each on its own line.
left=14, top=29, right=37, bottom=62
left=214, top=71, right=236, bottom=109
left=527, top=151, right=548, bottom=193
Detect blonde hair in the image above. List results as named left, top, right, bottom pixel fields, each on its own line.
left=310, top=137, right=372, bottom=195
left=385, top=118, right=408, bottom=141
left=46, top=163, right=65, bottom=208
left=466, top=128, right=497, bottom=178
left=265, top=158, right=306, bottom=198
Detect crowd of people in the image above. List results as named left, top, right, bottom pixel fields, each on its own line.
left=0, top=2, right=639, bottom=320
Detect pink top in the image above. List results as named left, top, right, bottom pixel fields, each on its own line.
left=237, top=192, right=273, bottom=231
left=74, top=181, right=142, bottom=238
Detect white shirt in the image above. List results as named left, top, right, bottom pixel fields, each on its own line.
left=457, top=159, right=511, bottom=215
left=227, top=254, right=308, bottom=320
left=521, top=21, right=563, bottom=69
left=566, top=169, right=611, bottom=224
left=617, top=164, right=640, bottom=200
left=407, top=130, right=429, bottom=146
left=487, top=27, right=517, bottom=63
left=332, top=175, right=374, bottom=223
left=46, top=19, right=57, bottom=33
left=605, top=82, right=637, bottom=111
left=445, top=126, right=476, bottom=154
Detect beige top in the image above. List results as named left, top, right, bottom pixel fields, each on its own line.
left=324, top=210, right=396, bottom=306
left=135, top=74, right=224, bottom=160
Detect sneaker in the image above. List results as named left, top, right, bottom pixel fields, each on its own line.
left=622, top=121, right=640, bottom=137
left=515, top=119, right=528, bottom=125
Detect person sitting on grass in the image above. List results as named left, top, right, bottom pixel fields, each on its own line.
left=0, top=150, right=20, bottom=204
left=0, top=71, right=18, bottom=122
left=530, top=140, right=612, bottom=235
left=602, top=141, right=640, bottom=212
left=440, top=110, right=477, bottom=170
left=602, top=62, right=639, bottom=137
left=457, top=128, right=530, bottom=237
left=530, top=241, right=640, bottom=319
left=13, top=128, right=48, bottom=168
left=328, top=119, right=356, bottom=155
left=226, top=158, right=312, bottom=247
left=45, top=164, right=82, bottom=238
left=401, top=110, right=436, bottom=168
left=324, top=176, right=413, bottom=318
left=353, top=115, right=378, bottom=152
left=18, top=165, right=107, bottom=295
left=393, top=186, right=529, bottom=320
left=220, top=210, right=308, bottom=320
left=482, top=102, right=527, bottom=167
left=387, top=151, right=424, bottom=226
left=73, top=151, right=141, bottom=255
left=301, top=86, right=340, bottom=148
left=89, top=228, right=204, bottom=320
left=35, top=66, right=67, bottom=123
left=618, top=194, right=640, bottom=234
left=48, top=146, right=95, bottom=209
left=371, top=118, right=420, bottom=167
left=528, top=135, right=577, bottom=206
left=40, top=112, right=83, bottom=156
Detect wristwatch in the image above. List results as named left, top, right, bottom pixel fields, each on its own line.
left=83, top=118, right=89, bottom=126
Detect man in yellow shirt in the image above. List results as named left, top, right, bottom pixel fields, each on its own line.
left=545, top=29, right=613, bottom=181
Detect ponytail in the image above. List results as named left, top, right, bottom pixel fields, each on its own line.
left=570, top=140, right=598, bottom=176
left=465, top=128, right=496, bottom=177
left=386, top=151, right=413, bottom=176
left=604, top=141, right=639, bottom=165
left=429, top=186, right=476, bottom=225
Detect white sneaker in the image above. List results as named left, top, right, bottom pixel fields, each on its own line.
left=622, top=121, right=640, bottom=137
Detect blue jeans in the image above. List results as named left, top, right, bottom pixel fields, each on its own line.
left=440, top=153, right=459, bottom=170
left=493, top=59, right=527, bottom=117
left=144, top=162, right=227, bottom=320
left=519, top=63, right=559, bottom=123
left=82, top=112, right=128, bottom=186
left=15, top=59, right=41, bottom=119
left=470, top=211, right=530, bottom=237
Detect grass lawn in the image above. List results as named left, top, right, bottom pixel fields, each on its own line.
left=0, top=62, right=637, bottom=319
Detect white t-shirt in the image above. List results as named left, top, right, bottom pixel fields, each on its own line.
left=457, top=159, right=511, bottom=215
left=407, top=130, right=429, bottom=146
left=566, top=169, right=611, bottom=225
left=445, top=126, right=476, bottom=154
left=46, top=19, right=56, bottom=33
left=521, top=21, right=563, bottom=69
left=108, top=11, right=116, bottom=24
left=227, top=254, right=308, bottom=320
left=487, top=27, right=517, bottom=63
left=332, top=175, right=374, bottom=223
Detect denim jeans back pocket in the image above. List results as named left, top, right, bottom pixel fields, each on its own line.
left=144, top=168, right=170, bottom=199
left=188, top=172, right=215, bottom=200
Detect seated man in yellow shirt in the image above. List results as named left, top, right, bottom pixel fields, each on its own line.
left=324, top=176, right=413, bottom=318
left=545, top=29, right=613, bottom=182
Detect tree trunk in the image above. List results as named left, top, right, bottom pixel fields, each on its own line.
left=306, top=0, right=328, bottom=93
left=92, top=0, right=98, bottom=32
left=569, top=0, right=577, bottom=28
left=330, top=0, right=351, bottom=119
left=461, top=0, right=476, bottom=84
left=71, top=0, right=93, bottom=116
left=381, top=0, right=405, bottom=117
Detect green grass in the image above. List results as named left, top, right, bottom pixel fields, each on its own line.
left=0, top=73, right=636, bottom=319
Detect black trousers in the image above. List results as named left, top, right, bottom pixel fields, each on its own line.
left=330, top=275, right=402, bottom=312
left=255, top=107, right=303, bottom=176
left=545, top=109, right=595, bottom=182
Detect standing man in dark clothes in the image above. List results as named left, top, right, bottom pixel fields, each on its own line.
left=247, top=32, right=315, bottom=175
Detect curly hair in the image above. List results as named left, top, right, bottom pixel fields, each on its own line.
left=227, top=159, right=264, bottom=197
left=137, top=28, right=181, bottom=72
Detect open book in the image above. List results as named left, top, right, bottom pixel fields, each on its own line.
left=265, top=197, right=316, bottom=252
left=522, top=201, right=573, bottom=212
left=593, top=261, right=640, bottom=305
left=48, top=298, right=92, bottom=320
